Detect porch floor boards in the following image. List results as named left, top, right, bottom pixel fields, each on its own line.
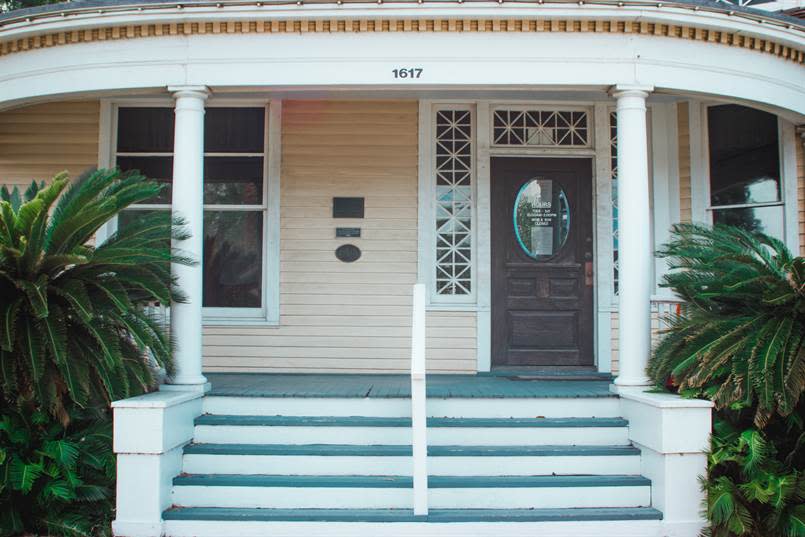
left=204, top=373, right=614, bottom=399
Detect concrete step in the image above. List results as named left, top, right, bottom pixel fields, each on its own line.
left=203, top=396, right=621, bottom=418
left=171, top=474, right=652, bottom=510
left=193, top=415, right=630, bottom=446
left=181, top=443, right=641, bottom=476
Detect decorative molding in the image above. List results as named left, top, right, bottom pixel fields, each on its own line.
left=0, top=18, right=802, bottom=64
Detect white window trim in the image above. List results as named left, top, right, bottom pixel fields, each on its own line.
left=694, top=102, right=799, bottom=254
left=98, top=97, right=281, bottom=325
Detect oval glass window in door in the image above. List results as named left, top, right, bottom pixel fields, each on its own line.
left=513, top=178, right=570, bottom=259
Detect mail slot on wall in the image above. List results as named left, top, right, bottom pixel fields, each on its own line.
left=333, top=197, right=365, bottom=219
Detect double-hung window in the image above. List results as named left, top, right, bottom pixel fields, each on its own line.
left=707, top=104, right=784, bottom=240
left=114, top=104, right=270, bottom=320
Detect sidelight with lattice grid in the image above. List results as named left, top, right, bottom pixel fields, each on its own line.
left=434, top=109, right=474, bottom=296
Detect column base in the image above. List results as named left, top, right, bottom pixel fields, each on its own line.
left=611, top=378, right=652, bottom=394
left=160, top=382, right=211, bottom=394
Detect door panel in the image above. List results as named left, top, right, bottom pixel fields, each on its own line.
left=491, top=157, right=594, bottom=367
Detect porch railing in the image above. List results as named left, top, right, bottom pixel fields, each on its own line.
left=650, top=296, right=686, bottom=347
left=410, top=283, right=429, bottom=516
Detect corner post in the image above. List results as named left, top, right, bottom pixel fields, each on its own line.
left=610, top=84, right=653, bottom=388
left=166, top=85, right=209, bottom=389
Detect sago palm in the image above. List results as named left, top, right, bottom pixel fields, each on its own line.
left=0, top=169, right=191, bottom=422
left=648, top=223, right=804, bottom=427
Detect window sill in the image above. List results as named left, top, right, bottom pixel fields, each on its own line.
left=202, top=317, right=280, bottom=327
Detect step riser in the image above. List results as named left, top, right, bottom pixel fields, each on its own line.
left=172, top=485, right=650, bottom=510
left=193, top=425, right=630, bottom=446
left=162, top=519, right=664, bottom=537
left=181, top=454, right=641, bottom=476
left=203, top=397, right=621, bottom=419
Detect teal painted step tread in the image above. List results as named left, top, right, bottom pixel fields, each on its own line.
left=206, top=373, right=615, bottom=399
left=173, top=474, right=651, bottom=488
left=183, top=443, right=640, bottom=457
left=163, top=507, right=663, bottom=523
left=194, top=415, right=629, bottom=428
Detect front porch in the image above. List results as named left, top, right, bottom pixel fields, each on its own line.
left=112, top=370, right=712, bottom=537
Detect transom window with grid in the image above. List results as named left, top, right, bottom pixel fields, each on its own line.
left=114, top=106, right=268, bottom=316
left=492, top=109, right=590, bottom=148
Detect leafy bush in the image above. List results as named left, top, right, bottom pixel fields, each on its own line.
left=649, top=224, right=804, bottom=537
left=0, top=170, right=191, bottom=536
left=0, top=407, right=114, bottom=537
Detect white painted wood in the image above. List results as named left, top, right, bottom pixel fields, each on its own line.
left=112, top=390, right=204, bottom=537
left=265, top=100, right=282, bottom=324
left=593, top=102, right=614, bottom=372
left=780, top=119, right=800, bottom=253
left=203, top=396, right=412, bottom=417
left=410, top=283, right=429, bottom=516
left=687, top=102, right=709, bottom=225
left=611, top=85, right=653, bottom=388
left=181, top=452, right=641, bottom=477
left=619, top=389, right=712, bottom=532
left=427, top=397, right=621, bottom=418
left=192, top=424, right=630, bottom=446
left=163, top=519, right=668, bottom=537
left=649, top=103, right=679, bottom=295
left=168, top=86, right=209, bottom=387
left=475, top=101, right=493, bottom=373
left=203, top=395, right=621, bottom=418
left=428, top=486, right=650, bottom=509
left=171, top=483, right=650, bottom=510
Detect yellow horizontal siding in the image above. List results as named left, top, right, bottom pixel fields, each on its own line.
left=203, top=100, right=477, bottom=374
left=0, top=101, right=99, bottom=188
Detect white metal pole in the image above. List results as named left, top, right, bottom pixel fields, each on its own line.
left=611, top=85, right=653, bottom=388
left=167, top=86, right=209, bottom=388
left=410, top=283, right=428, bottom=516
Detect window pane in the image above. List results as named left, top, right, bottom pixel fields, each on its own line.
left=204, top=157, right=263, bottom=205
left=203, top=211, right=263, bottom=308
left=117, top=107, right=174, bottom=153
left=713, top=205, right=784, bottom=240
left=205, top=108, right=265, bottom=153
left=116, top=156, right=173, bottom=204
left=708, top=105, right=780, bottom=206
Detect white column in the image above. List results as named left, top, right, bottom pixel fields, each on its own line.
left=611, top=85, right=653, bottom=388
left=166, top=86, right=209, bottom=389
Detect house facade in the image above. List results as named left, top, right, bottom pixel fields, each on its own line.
left=1, top=0, right=804, bottom=535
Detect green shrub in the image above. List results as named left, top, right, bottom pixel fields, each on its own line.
left=0, top=170, right=191, bottom=536
left=649, top=223, right=804, bottom=537
left=0, top=407, right=114, bottom=537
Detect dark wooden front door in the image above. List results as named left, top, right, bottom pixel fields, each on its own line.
left=491, top=157, right=594, bottom=367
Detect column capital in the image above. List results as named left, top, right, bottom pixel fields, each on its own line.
left=609, top=84, right=654, bottom=99
left=167, top=85, right=211, bottom=100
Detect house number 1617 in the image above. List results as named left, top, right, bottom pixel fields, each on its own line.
left=392, top=68, right=423, bottom=79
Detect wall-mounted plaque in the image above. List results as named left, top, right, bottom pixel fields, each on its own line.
left=333, top=197, right=365, bottom=219
left=335, top=244, right=361, bottom=263
left=336, top=227, right=361, bottom=238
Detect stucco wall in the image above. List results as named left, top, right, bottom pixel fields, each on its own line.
left=0, top=100, right=99, bottom=189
